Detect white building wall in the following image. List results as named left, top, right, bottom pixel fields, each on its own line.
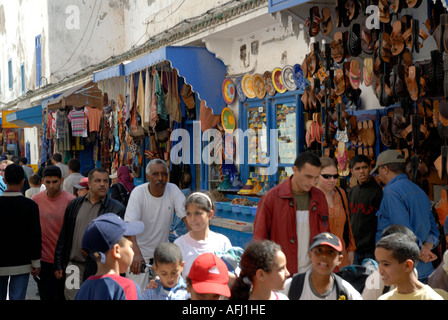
left=0, top=0, right=49, bottom=103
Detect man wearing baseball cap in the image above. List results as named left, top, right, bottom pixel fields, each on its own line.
left=372, top=150, right=439, bottom=283
left=75, top=213, right=144, bottom=300
left=186, top=252, right=231, bottom=300
left=73, top=177, right=89, bottom=197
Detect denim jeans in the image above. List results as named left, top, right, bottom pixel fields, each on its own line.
left=0, top=273, right=30, bottom=300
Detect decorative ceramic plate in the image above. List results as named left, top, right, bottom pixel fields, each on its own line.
left=222, top=78, right=235, bottom=104
left=221, top=107, right=236, bottom=133
left=282, top=65, right=297, bottom=91
left=272, top=68, right=286, bottom=94
left=252, top=73, right=266, bottom=99
left=242, top=74, right=256, bottom=99
left=293, top=64, right=307, bottom=90
left=234, top=77, right=246, bottom=102
left=263, top=71, right=276, bottom=96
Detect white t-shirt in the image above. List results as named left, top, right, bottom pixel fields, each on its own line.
left=124, top=182, right=186, bottom=258
left=174, top=231, right=232, bottom=280
left=296, top=209, right=311, bottom=274
left=281, top=270, right=363, bottom=300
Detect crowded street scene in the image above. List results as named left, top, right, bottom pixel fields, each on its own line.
left=1, top=0, right=448, bottom=312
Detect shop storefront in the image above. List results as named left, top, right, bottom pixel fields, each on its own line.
left=200, top=0, right=448, bottom=247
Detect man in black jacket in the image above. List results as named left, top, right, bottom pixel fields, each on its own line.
left=0, top=164, right=41, bottom=300
left=53, top=167, right=125, bottom=300
left=347, top=155, right=383, bottom=265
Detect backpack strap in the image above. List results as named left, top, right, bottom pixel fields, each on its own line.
left=288, top=273, right=306, bottom=300
left=333, top=273, right=348, bottom=300
left=335, top=187, right=351, bottom=250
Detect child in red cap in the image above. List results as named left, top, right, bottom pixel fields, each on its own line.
left=186, top=252, right=231, bottom=300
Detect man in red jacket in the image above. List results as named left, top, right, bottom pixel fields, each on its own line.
left=254, top=151, right=329, bottom=275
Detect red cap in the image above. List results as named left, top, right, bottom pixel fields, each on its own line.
left=188, top=253, right=230, bottom=297
left=74, top=177, right=89, bottom=189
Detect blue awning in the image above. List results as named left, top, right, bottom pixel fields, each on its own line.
left=5, top=105, right=43, bottom=128
left=93, top=63, right=125, bottom=82
left=124, top=46, right=227, bottom=115
left=268, top=0, right=310, bottom=13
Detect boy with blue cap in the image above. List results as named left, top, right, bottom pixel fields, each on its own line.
left=75, top=213, right=144, bottom=300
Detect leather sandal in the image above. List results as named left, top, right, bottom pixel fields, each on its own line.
left=308, top=6, right=321, bottom=37
left=348, top=23, right=362, bottom=57
left=406, top=65, right=420, bottom=101
left=380, top=115, right=393, bottom=147
left=321, top=7, right=333, bottom=36
left=390, top=64, right=407, bottom=98
left=379, top=0, right=391, bottom=24
left=392, top=107, right=407, bottom=139
left=433, top=100, right=440, bottom=127
left=331, top=31, right=346, bottom=63
left=379, top=32, right=392, bottom=63
left=361, top=21, right=376, bottom=54
left=366, top=119, right=376, bottom=147
left=406, top=0, right=422, bottom=9
left=433, top=14, right=447, bottom=53
left=345, top=0, right=359, bottom=22
left=334, top=68, right=346, bottom=96
left=390, top=20, right=405, bottom=56
left=363, top=58, right=374, bottom=87
left=301, top=85, right=310, bottom=111
left=349, top=59, right=361, bottom=90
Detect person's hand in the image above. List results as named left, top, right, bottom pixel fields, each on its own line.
left=54, top=269, right=63, bottom=279
left=146, top=277, right=160, bottom=290
left=420, top=246, right=437, bottom=263
left=31, top=267, right=40, bottom=278
left=130, top=253, right=145, bottom=275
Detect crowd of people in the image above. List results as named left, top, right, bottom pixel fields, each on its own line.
left=0, top=150, right=447, bottom=301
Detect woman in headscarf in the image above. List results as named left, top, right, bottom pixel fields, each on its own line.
left=110, top=166, right=134, bottom=207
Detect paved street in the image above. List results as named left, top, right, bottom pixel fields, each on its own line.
left=26, top=275, right=40, bottom=300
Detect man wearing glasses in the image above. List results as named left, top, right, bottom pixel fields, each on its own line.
left=371, top=150, right=439, bottom=284
left=254, top=151, right=329, bottom=276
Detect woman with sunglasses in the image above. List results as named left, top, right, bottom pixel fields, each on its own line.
left=316, top=157, right=356, bottom=270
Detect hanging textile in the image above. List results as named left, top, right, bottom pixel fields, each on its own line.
left=155, top=69, right=167, bottom=121
left=85, top=105, right=102, bottom=132
left=136, top=70, right=146, bottom=126
left=150, top=68, right=160, bottom=129
left=68, top=108, right=88, bottom=137
left=165, top=69, right=182, bottom=122
left=144, top=69, right=152, bottom=129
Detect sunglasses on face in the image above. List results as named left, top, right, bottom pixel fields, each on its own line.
left=320, top=174, right=339, bottom=180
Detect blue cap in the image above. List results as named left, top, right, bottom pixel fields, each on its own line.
left=82, top=213, right=144, bottom=263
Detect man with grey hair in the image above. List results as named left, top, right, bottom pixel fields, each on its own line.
left=124, top=159, right=189, bottom=292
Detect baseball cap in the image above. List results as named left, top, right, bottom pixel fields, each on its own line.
left=370, top=149, right=406, bottom=175
left=74, top=177, right=89, bottom=189
left=309, top=232, right=343, bottom=252
left=81, top=213, right=144, bottom=263
left=188, top=253, right=231, bottom=297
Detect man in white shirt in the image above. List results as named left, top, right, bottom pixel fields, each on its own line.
left=124, top=159, right=189, bottom=292
left=51, top=153, right=69, bottom=180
